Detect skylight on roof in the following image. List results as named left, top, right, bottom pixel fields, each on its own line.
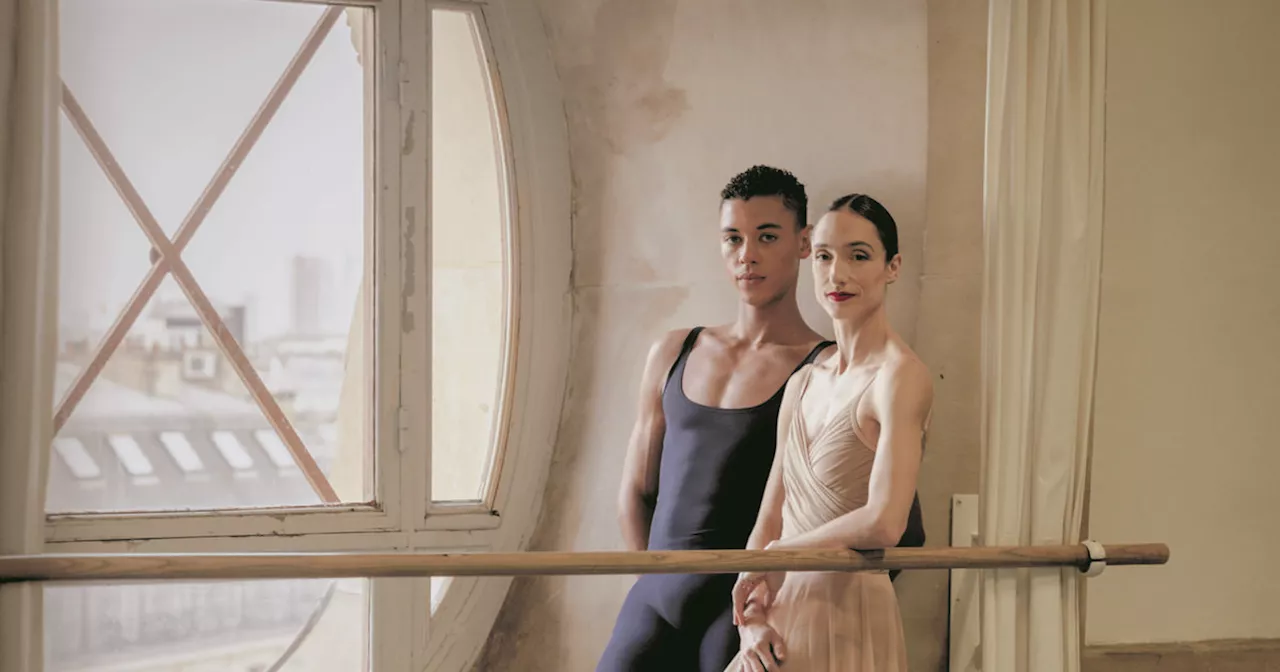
left=53, top=437, right=101, bottom=480
left=211, top=430, right=254, bottom=470
left=107, top=434, right=153, bottom=476
left=159, top=431, right=205, bottom=473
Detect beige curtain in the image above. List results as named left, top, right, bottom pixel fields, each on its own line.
left=0, top=0, right=60, bottom=669
left=979, top=0, right=1106, bottom=671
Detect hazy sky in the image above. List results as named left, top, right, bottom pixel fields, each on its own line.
left=59, top=0, right=366, bottom=342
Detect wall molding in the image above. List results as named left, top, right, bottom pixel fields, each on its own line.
left=1083, top=638, right=1280, bottom=671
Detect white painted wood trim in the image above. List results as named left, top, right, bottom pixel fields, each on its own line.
left=375, top=0, right=427, bottom=665
left=417, top=0, right=572, bottom=668
left=0, top=3, right=60, bottom=670
left=45, top=506, right=398, bottom=544
left=950, top=494, right=981, bottom=672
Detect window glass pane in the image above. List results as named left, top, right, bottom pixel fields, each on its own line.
left=431, top=8, right=509, bottom=502
left=45, top=579, right=368, bottom=671
left=211, top=430, right=256, bottom=472
left=50, top=0, right=375, bottom=512
left=108, top=434, right=154, bottom=477
left=159, top=431, right=205, bottom=474
left=255, top=428, right=299, bottom=470
left=430, top=576, right=451, bottom=614
left=54, top=437, right=102, bottom=480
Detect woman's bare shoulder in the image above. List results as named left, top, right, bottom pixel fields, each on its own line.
left=875, top=340, right=934, bottom=412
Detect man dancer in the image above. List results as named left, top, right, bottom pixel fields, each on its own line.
left=596, top=166, right=925, bottom=671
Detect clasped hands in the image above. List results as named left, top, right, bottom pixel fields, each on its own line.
left=728, top=541, right=788, bottom=671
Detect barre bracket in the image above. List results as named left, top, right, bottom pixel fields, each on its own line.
left=1080, top=539, right=1106, bottom=577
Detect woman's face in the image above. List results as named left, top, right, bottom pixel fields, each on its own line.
left=811, top=210, right=900, bottom=320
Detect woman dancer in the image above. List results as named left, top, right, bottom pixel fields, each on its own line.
left=726, top=194, right=932, bottom=672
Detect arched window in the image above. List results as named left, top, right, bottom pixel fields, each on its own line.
left=44, top=0, right=570, bottom=668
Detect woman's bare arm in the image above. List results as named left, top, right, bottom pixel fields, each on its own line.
left=772, top=358, right=933, bottom=551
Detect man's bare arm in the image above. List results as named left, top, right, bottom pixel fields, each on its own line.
left=616, top=330, right=689, bottom=551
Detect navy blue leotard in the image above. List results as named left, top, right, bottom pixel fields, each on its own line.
left=595, top=328, right=833, bottom=671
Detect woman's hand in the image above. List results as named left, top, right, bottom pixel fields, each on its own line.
left=731, top=541, right=787, bottom=626
left=734, top=621, right=787, bottom=671
left=731, top=569, right=784, bottom=625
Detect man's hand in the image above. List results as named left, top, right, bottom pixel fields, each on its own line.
left=733, top=621, right=786, bottom=672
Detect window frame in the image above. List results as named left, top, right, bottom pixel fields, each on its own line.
left=46, top=0, right=406, bottom=542
left=39, top=0, right=571, bottom=668
left=421, top=0, right=519, bottom=518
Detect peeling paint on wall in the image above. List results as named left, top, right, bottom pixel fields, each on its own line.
left=402, top=205, right=417, bottom=333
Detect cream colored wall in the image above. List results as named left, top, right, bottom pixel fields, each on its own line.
left=477, top=1, right=991, bottom=670
left=477, top=0, right=927, bottom=669
left=1086, top=0, right=1280, bottom=646
left=901, top=0, right=988, bottom=669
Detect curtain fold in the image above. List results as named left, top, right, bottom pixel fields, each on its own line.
left=0, top=0, right=60, bottom=669
left=978, top=0, right=1106, bottom=670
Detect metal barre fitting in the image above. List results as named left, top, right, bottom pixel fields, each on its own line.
left=0, top=541, right=1167, bottom=583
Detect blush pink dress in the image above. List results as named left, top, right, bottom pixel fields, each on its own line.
left=725, top=365, right=909, bottom=671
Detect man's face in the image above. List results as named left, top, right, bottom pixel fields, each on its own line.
left=718, top=196, right=809, bottom=307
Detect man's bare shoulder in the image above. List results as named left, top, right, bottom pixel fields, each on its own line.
left=644, top=327, right=697, bottom=374
left=694, top=324, right=732, bottom=347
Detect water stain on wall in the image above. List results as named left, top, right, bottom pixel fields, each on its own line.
left=553, top=0, right=689, bottom=288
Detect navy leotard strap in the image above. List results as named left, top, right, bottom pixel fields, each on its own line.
left=664, top=327, right=705, bottom=386
left=797, top=340, right=835, bottom=371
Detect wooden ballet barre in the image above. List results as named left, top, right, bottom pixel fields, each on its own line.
left=0, top=543, right=1166, bottom=583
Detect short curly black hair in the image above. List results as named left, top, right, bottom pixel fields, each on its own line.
left=720, top=165, right=808, bottom=229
